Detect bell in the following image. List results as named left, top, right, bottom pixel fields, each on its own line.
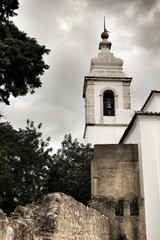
left=105, top=99, right=112, bottom=109
left=106, top=102, right=112, bottom=109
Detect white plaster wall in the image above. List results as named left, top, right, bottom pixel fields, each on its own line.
left=113, top=110, right=133, bottom=124
left=101, top=110, right=133, bottom=125
left=123, top=115, right=160, bottom=240
left=94, top=81, right=133, bottom=125
left=94, top=81, right=124, bottom=123
left=122, top=120, right=143, bottom=194
left=156, top=118, right=160, bottom=199
left=143, top=94, right=160, bottom=112
left=84, top=125, right=127, bottom=145
left=84, top=79, right=133, bottom=145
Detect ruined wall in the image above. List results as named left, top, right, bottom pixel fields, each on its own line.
left=0, top=144, right=147, bottom=239
left=0, top=193, right=109, bottom=240
left=90, top=197, right=146, bottom=240
left=91, top=144, right=146, bottom=240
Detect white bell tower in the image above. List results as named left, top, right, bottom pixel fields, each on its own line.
left=83, top=25, right=133, bottom=145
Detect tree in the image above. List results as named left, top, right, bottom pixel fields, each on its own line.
left=0, top=121, right=19, bottom=213
left=0, top=0, right=50, bottom=104
left=0, top=0, right=19, bottom=21
left=0, top=120, right=52, bottom=214
left=0, top=124, right=92, bottom=214
left=0, top=122, right=16, bottom=213
left=47, top=134, right=93, bottom=205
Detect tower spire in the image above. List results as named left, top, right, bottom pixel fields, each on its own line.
left=99, top=17, right=112, bottom=50
left=104, top=16, right=106, bottom=31
left=101, top=17, right=109, bottom=40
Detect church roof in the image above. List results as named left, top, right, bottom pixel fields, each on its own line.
left=119, top=110, right=160, bottom=144
left=141, top=90, right=160, bottom=111
left=119, top=90, right=160, bottom=143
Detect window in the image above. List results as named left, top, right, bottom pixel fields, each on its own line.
left=130, top=198, right=139, bottom=216
left=115, top=199, right=124, bottom=216
left=103, top=90, right=115, bottom=116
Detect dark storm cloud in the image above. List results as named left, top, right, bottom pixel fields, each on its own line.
left=87, top=0, right=160, bottom=53
left=134, top=9, right=160, bottom=53
left=87, top=0, right=158, bottom=14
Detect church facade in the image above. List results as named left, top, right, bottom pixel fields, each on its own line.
left=83, top=26, right=160, bottom=239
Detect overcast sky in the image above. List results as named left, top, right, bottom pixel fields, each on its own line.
left=1, top=0, right=160, bottom=151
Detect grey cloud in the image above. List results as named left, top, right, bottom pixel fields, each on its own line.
left=86, top=0, right=160, bottom=53
left=134, top=9, right=160, bottom=53
left=2, top=0, right=160, bottom=151
left=87, top=0, right=158, bottom=14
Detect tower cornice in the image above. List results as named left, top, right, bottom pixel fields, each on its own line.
left=83, top=76, right=132, bottom=98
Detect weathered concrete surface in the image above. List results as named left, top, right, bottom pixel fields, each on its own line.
left=0, top=193, right=109, bottom=240
left=92, top=144, right=140, bottom=198
left=91, top=144, right=146, bottom=239
left=91, top=197, right=146, bottom=240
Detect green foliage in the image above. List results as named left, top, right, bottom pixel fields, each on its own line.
left=47, top=134, right=93, bottom=205
left=0, top=120, right=52, bottom=214
left=0, top=124, right=92, bottom=214
left=0, top=21, right=50, bottom=104
left=0, top=122, right=19, bottom=213
left=0, top=0, right=19, bottom=21
left=0, top=0, right=50, bottom=104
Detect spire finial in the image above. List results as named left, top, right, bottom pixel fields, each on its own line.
left=104, top=16, right=106, bottom=31
left=101, top=17, right=109, bottom=40
left=99, top=17, right=112, bottom=50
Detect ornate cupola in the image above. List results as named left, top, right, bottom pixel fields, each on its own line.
left=83, top=22, right=133, bottom=145
left=90, top=26, right=125, bottom=78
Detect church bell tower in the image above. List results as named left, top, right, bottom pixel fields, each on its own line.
left=83, top=24, right=133, bottom=145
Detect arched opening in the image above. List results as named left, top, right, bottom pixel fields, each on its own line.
left=130, top=198, right=139, bottom=216
left=115, top=199, right=124, bottom=216
left=103, top=90, right=115, bottom=116
left=118, top=234, right=127, bottom=240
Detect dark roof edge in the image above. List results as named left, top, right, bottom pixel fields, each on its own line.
left=119, top=112, right=137, bottom=144
left=141, top=90, right=160, bottom=111
left=119, top=111, right=160, bottom=143
left=84, top=76, right=132, bottom=81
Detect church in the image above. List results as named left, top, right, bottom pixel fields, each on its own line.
left=83, top=24, right=160, bottom=240
left=1, top=24, right=160, bottom=240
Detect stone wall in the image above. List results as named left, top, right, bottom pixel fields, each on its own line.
left=91, top=144, right=146, bottom=239
left=90, top=197, right=146, bottom=240
left=0, top=144, right=147, bottom=239
left=91, top=144, right=140, bottom=198
left=0, top=193, right=109, bottom=240
left=85, top=79, right=95, bottom=124
left=123, top=82, right=131, bottom=109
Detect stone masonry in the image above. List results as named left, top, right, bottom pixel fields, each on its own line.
left=90, top=144, right=146, bottom=240
left=123, top=82, right=131, bottom=109
left=0, top=193, right=109, bottom=240
left=0, top=144, right=146, bottom=239
left=91, top=144, right=140, bottom=198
